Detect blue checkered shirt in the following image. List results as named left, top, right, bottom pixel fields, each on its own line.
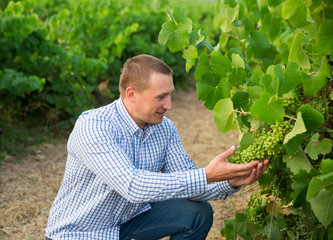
left=45, top=98, right=238, bottom=239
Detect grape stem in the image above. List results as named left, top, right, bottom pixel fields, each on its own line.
left=284, top=115, right=297, bottom=121
left=244, top=182, right=259, bottom=193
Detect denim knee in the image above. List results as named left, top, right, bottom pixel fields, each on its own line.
left=195, top=201, right=214, bottom=228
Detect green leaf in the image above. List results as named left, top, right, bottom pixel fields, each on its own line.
left=322, top=159, right=333, bottom=175
left=297, top=105, right=324, bottom=132
left=231, top=90, right=250, bottom=112
left=285, top=134, right=303, bottom=156
left=183, top=45, right=198, bottom=72
left=305, top=133, right=333, bottom=160
left=307, top=172, right=333, bottom=200
left=229, top=67, right=246, bottom=85
left=211, top=51, right=232, bottom=77
left=288, top=32, right=310, bottom=69
left=250, top=31, right=272, bottom=58
left=194, top=52, right=210, bottom=81
left=262, top=214, right=287, bottom=240
left=316, top=19, right=333, bottom=55
left=269, top=0, right=283, bottom=7
left=221, top=219, right=236, bottom=239
left=165, top=18, right=192, bottom=52
left=172, top=6, right=186, bottom=23
left=250, top=93, right=285, bottom=124
left=235, top=212, right=258, bottom=239
left=282, top=0, right=309, bottom=27
left=282, top=147, right=313, bottom=174
left=260, top=74, right=278, bottom=95
left=283, top=112, right=307, bottom=144
left=278, top=62, right=302, bottom=96
left=239, top=132, right=254, bottom=151
left=197, top=75, right=231, bottom=110
left=302, top=58, right=331, bottom=97
left=308, top=187, right=333, bottom=228
left=291, top=169, right=318, bottom=208
left=248, top=86, right=264, bottom=102
left=158, top=21, right=176, bottom=44
left=231, top=53, right=245, bottom=69
left=214, top=98, right=237, bottom=133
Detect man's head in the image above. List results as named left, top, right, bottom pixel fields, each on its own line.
left=120, top=55, right=175, bottom=129
left=119, top=54, right=173, bottom=97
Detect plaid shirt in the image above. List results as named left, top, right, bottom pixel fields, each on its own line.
left=45, top=98, right=238, bottom=239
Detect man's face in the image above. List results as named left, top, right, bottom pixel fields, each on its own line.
left=133, top=72, right=174, bottom=129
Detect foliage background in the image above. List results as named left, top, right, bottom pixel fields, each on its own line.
left=0, top=0, right=215, bottom=159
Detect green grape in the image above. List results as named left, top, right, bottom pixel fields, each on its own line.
left=233, top=121, right=292, bottom=164
left=309, top=97, right=326, bottom=115
left=247, top=191, right=267, bottom=228
left=284, top=214, right=315, bottom=239
left=282, top=98, right=298, bottom=113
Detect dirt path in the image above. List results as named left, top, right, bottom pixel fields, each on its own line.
left=0, top=88, right=255, bottom=240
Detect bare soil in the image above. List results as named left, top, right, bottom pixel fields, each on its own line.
left=0, top=87, right=256, bottom=240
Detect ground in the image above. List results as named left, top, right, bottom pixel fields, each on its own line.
left=0, top=87, right=257, bottom=240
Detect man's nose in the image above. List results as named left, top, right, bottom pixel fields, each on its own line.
left=164, top=96, right=173, bottom=111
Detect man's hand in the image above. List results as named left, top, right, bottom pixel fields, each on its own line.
left=205, top=146, right=269, bottom=187
left=229, top=159, right=269, bottom=188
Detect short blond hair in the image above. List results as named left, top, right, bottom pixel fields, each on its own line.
left=119, top=54, right=173, bottom=96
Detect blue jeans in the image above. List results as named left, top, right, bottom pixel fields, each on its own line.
left=119, top=199, right=214, bottom=240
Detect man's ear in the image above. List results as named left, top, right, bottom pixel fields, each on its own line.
left=125, top=86, right=136, bottom=103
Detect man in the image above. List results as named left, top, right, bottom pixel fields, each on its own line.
left=45, top=54, right=269, bottom=240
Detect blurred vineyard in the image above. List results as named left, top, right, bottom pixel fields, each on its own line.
left=0, top=0, right=216, bottom=159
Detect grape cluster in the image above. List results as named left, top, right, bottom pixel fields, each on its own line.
left=282, top=98, right=298, bottom=113
left=233, top=121, right=292, bottom=164
left=247, top=192, right=266, bottom=227
left=285, top=214, right=314, bottom=239
left=310, top=98, right=326, bottom=115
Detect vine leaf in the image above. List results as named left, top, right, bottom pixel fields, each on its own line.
left=302, top=58, right=331, bottom=97
left=282, top=0, right=309, bottom=27
left=196, top=75, right=231, bottom=110
left=282, top=147, right=313, bottom=174
left=231, top=90, right=250, bottom=112
left=291, top=169, right=318, bottom=208
left=307, top=160, right=333, bottom=228
left=262, top=214, right=287, bottom=240
left=297, top=105, right=324, bottom=132
left=305, top=133, right=333, bottom=160
left=316, top=19, right=333, bottom=55
left=239, top=132, right=254, bottom=151
left=231, top=53, right=245, bottom=68
left=288, top=32, right=310, bottom=69
left=322, top=159, right=333, bottom=175
left=182, top=45, right=198, bottom=72
left=283, top=112, right=306, bottom=144
left=229, top=67, right=246, bottom=85
left=285, top=135, right=303, bottom=156
left=211, top=50, right=232, bottom=77
left=194, top=52, right=210, bottom=81
left=213, top=98, right=237, bottom=133
left=158, top=8, right=192, bottom=53
left=250, top=93, right=284, bottom=124
left=277, top=62, right=302, bottom=96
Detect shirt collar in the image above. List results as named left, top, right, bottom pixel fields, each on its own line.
left=116, top=98, right=157, bottom=137
left=116, top=98, right=141, bottom=135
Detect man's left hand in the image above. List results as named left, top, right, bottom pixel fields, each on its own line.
left=229, top=159, right=269, bottom=188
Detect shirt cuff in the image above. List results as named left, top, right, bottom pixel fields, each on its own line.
left=217, top=180, right=240, bottom=194
left=185, top=168, right=207, bottom=196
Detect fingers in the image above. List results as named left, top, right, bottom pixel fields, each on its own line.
left=219, top=145, right=236, bottom=160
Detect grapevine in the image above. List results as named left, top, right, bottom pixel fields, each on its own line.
left=159, top=0, right=333, bottom=239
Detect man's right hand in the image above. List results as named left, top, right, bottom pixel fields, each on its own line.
left=205, top=146, right=262, bottom=185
